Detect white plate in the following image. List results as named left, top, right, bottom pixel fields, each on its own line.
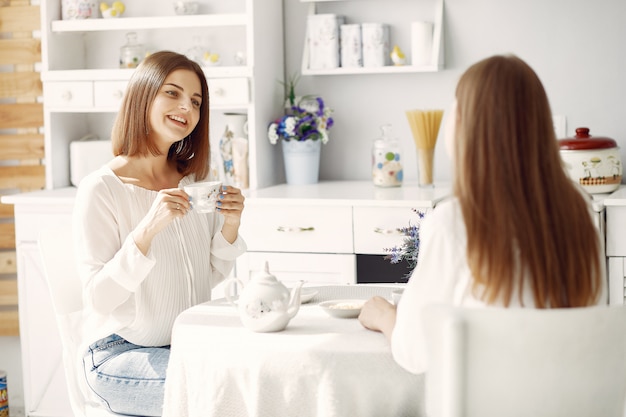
left=300, top=288, right=319, bottom=304
left=319, top=299, right=366, bottom=319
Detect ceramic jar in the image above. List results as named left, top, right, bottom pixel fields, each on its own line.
left=62, top=0, right=97, bottom=20
left=558, top=127, right=622, bottom=194
left=372, top=124, right=403, bottom=187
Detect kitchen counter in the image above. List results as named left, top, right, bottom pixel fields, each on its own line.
left=244, top=180, right=451, bottom=207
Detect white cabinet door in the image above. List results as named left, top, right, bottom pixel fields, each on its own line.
left=17, top=243, right=72, bottom=417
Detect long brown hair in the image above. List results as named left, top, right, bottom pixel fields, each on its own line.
left=111, top=50, right=210, bottom=179
left=453, top=54, right=602, bottom=307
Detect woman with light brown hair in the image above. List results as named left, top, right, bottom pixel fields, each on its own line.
left=358, top=54, right=606, bottom=374
left=73, top=51, right=247, bottom=416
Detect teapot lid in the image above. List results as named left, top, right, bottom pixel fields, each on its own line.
left=558, top=127, right=617, bottom=150
left=252, top=261, right=279, bottom=284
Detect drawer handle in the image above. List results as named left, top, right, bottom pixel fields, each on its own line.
left=113, top=90, right=123, bottom=99
left=61, top=91, right=73, bottom=101
left=373, top=227, right=403, bottom=236
left=277, top=226, right=315, bottom=233
left=213, top=87, right=224, bottom=96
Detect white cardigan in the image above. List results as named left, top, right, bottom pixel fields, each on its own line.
left=73, top=166, right=247, bottom=349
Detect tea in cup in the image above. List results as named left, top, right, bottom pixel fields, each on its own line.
left=184, top=181, right=222, bottom=213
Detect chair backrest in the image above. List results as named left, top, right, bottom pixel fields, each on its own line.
left=422, top=304, right=626, bottom=417
left=38, top=227, right=117, bottom=417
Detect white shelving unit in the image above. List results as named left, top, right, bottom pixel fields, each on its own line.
left=300, top=0, right=444, bottom=75
left=41, top=0, right=285, bottom=190
left=8, top=2, right=285, bottom=416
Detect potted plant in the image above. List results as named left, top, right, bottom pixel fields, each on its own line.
left=267, top=74, right=334, bottom=185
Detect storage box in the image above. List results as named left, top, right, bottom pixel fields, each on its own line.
left=362, top=23, right=390, bottom=67
left=70, top=140, right=113, bottom=186
left=307, top=14, right=345, bottom=70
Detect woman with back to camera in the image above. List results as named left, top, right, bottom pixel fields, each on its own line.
left=72, top=51, right=247, bottom=416
left=359, top=54, right=606, bottom=374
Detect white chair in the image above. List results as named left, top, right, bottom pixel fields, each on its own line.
left=422, top=304, right=626, bottom=417
left=38, top=227, right=117, bottom=417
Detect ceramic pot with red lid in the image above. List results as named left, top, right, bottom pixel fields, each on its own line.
left=558, top=127, right=622, bottom=194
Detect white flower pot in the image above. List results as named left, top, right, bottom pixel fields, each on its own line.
left=282, top=139, right=321, bottom=185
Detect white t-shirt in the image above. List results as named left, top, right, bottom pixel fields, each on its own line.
left=391, top=197, right=608, bottom=375
left=73, top=166, right=247, bottom=349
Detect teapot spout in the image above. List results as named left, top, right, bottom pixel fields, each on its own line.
left=287, top=280, right=305, bottom=318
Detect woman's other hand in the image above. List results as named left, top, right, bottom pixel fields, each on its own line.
left=218, top=185, right=245, bottom=243
left=358, top=296, right=397, bottom=342
left=133, top=188, right=190, bottom=254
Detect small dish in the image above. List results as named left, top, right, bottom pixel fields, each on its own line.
left=319, top=299, right=366, bottom=319
left=300, top=288, right=319, bottom=304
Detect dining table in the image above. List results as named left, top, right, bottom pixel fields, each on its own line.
left=162, top=284, right=426, bottom=417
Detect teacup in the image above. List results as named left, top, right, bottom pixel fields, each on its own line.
left=184, top=181, right=222, bottom=213
left=391, top=288, right=405, bottom=305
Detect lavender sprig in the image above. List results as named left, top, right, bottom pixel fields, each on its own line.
left=384, top=209, right=425, bottom=278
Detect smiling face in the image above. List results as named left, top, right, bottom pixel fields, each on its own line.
left=148, top=68, right=203, bottom=153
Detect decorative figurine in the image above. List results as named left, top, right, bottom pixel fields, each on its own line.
left=390, top=45, right=406, bottom=66
left=100, top=1, right=125, bottom=18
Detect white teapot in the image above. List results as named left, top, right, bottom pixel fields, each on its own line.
left=225, top=262, right=304, bottom=332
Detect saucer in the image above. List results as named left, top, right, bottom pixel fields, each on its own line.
left=319, top=299, right=365, bottom=319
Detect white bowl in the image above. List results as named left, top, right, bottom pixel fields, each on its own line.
left=173, top=1, right=199, bottom=15
left=319, top=299, right=365, bottom=319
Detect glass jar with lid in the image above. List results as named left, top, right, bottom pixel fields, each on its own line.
left=119, top=32, right=144, bottom=69
left=372, top=124, right=403, bottom=187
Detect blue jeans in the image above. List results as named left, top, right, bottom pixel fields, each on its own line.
left=83, top=334, right=170, bottom=417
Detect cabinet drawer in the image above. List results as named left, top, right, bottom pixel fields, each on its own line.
left=237, top=252, right=356, bottom=287
left=240, top=204, right=353, bottom=253
left=44, top=81, right=93, bottom=108
left=208, top=78, right=249, bottom=107
left=94, top=81, right=127, bottom=109
left=353, top=206, right=429, bottom=255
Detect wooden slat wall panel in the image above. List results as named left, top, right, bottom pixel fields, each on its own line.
left=0, top=72, right=42, bottom=98
left=0, top=224, right=16, bottom=249
left=0, top=1, right=42, bottom=336
left=0, top=6, right=40, bottom=33
left=0, top=202, right=14, bottom=219
left=0, top=166, right=45, bottom=190
left=0, top=133, right=44, bottom=160
left=0, top=252, right=16, bottom=274
left=0, top=103, right=43, bottom=129
left=0, top=279, right=18, bottom=305
left=0, top=311, right=19, bottom=336
left=0, top=38, right=41, bottom=65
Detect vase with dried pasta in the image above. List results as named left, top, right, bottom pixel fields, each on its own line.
left=405, top=109, right=444, bottom=187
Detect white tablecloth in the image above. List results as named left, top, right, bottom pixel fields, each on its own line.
left=162, top=285, right=425, bottom=417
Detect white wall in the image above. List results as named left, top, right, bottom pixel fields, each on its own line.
left=283, top=0, right=626, bottom=184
